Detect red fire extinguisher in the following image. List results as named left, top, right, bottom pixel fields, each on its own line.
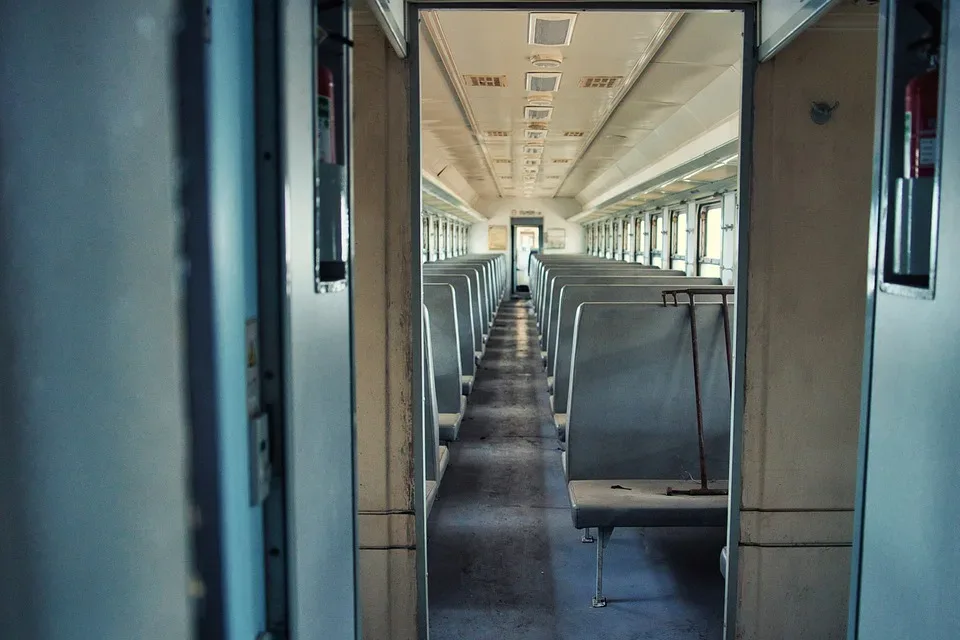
left=905, top=3, right=941, bottom=178
left=905, top=65, right=938, bottom=178
left=317, top=65, right=336, bottom=164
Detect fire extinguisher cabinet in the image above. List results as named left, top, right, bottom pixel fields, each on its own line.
left=873, top=0, right=947, bottom=297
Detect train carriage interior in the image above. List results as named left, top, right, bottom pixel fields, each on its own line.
left=4, top=1, right=960, bottom=639
left=417, top=7, right=744, bottom=638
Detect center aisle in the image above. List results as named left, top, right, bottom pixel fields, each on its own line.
left=427, top=298, right=725, bottom=640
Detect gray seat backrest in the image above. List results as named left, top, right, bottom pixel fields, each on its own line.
left=455, top=259, right=500, bottom=313
left=536, top=262, right=656, bottom=322
left=547, top=278, right=723, bottom=378
left=422, top=306, right=440, bottom=481
left=425, top=274, right=477, bottom=375
left=423, top=283, right=463, bottom=414
left=566, top=302, right=731, bottom=482
left=537, top=264, right=641, bottom=311
left=425, top=265, right=487, bottom=336
left=542, top=268, right=684, bottom=336
left=427, top=264, right=491, bottom=328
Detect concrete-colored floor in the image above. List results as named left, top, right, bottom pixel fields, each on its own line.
left=428, top=298, right=726, bottom=640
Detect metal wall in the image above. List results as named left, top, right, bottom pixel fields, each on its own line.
left=852, top=0, right=960, bottom=636
left=208, top=0, right=268, bottom=636
left=0, top=1, right=191, bottom=638
left=280, top=0, right=360, bottom=637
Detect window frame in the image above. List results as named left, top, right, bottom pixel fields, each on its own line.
left=669, top=208, right=687, bottom=272
left=649, top=212, right=663, bottom=267
left=696, top=200, right=723, bottom=276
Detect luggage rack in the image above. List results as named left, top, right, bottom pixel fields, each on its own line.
left=661, top=287, right=735, bottom=497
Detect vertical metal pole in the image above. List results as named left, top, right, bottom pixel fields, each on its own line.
left=686, top=294, right=709, bottom=491
left=720, top=292, right=734, bottom=388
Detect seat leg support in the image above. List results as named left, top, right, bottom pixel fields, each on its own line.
left=581, top=527, right=595, bottom=544
left=592, top=527, right=614, bottom=608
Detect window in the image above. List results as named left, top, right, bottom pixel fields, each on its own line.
left=429, top=217, right=439, bottom=261
left=649, top=213, right=663, bottom=267
left=605, top=221, right=613, bottom=257
left=422, top=215, right=430, bottom=262
left=635, top=216, right=646, bottom=263
left=697, top=203, right=723, bottom=277
left=670, top=209, right=687, bottom=272
left=626, top=216, right=635, bottom=261
left=619, top=218, right=629, bottom=259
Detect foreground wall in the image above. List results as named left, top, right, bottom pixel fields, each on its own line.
left=353, top=8, right=419, bottom=640
left=735, top=4, right=878, bottom=639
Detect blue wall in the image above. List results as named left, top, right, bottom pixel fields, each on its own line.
left=208, top=0, right=267, bottom=636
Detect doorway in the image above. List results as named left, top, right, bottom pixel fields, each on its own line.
left=511, top=219, right=543, bottom=295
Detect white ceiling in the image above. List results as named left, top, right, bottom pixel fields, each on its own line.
left=419, top=9, right=744, bottom=215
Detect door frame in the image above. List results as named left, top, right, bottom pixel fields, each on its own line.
left=510, top=217, right=544, bottom=294
left=407, top=5, right=757, bottom=640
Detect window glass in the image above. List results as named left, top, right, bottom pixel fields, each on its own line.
left=635, top=216, right=646, bottom=263
left=670, top=210, right=686, bottom=272
left=697, top=203, right=723, bottom=277
left=650, top=213, right=663, bottom=268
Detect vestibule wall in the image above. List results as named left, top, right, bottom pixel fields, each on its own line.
left=352, top=7, right=420, bottom=640
left=735, top=5, right=878, bottom=639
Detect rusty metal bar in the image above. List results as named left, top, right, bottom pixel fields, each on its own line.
left=662, top=286, right=734, bottom=497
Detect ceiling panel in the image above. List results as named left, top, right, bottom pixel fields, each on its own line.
left=419, top=9, right=742, bottom=204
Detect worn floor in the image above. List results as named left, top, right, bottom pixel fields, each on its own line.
left=428, top=298, right=726, bottom=640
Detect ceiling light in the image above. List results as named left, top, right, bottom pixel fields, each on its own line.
left=530, top=53, right=563, bottom=69
left=527, top=94, right=554, bottom=107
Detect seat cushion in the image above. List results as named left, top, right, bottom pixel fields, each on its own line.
left=437, top=445, right=450, bottom=484
left=462, top=375, right=474, bottom=396
left=426, top=480, right=439, bottom=516
left=568, top=479, right=728, bottom=529
left=439, top=396, right=466, bottom=441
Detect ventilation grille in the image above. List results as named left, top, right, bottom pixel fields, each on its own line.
left=524, top=106, right=554, bottom=121
left=579, top=76, right=623, bottom=89
left=485, top=130, right=510, bottom=138
left=464, top=75, right=508, bottom=88
left=523, top=145, right=544, bottom=155
left=528, top=13, right=577, bottom=46
left=552, top=159, right=572, bottom=164
left=526, top=72, right=562, bottom=93
left=493, top=158, right=512, bottom=163
left=523, top=158, right=542, bottom=167
left=562, top=131, right=585, bottom=137
left=524, top=129, right=548, bottom=140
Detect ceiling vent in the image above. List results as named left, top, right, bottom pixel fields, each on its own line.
left=524, top=106, right=554, bottom=121
left=530, top=53, right=563, bottom=69
left=528, top=13, right=577, bottom=46
left=463, top=75, right=508, bottom=88
left=526, top=72, right=562, bottom=93
left=527, top=94, right=554, bottom=107
left=493, top=158, right=512, bottom=164
left=524, top=129, right=548, bottom=140
left=523, top=145, right=544, bottom=155
left=523, top=158, right=542, bottom=167
left=552, top=158, right=572, bottom=164
left=579, top=76, right=623, bottom=89
left=562, top=131, right=585, bottom=137
left=485, top=130, right=510, bottom=138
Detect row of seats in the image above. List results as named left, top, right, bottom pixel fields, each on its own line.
left=529, top=253, right=733, bottom=607
left=422, top=254, right=508, bottom=514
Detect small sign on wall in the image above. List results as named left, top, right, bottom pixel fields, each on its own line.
left=545, top=228, right=566, bottom=250
left=511, top=209, right=543, bottom=217
left=488, top=225, right=508, bottom=251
